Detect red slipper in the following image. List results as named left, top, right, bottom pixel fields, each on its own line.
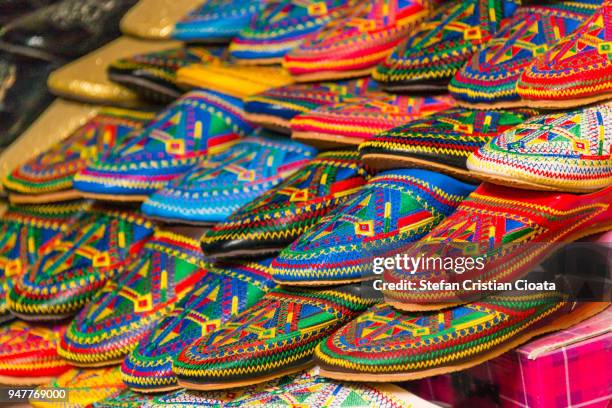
left=384, top=184, right=612, bottom=311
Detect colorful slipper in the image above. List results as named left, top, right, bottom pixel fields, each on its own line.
left=449, top=3, right=598, bottom=108
left=142, top=134, right=317, bottom=225
left=93, top=389, right=156, bottom=408
left=383, top=183, right=612, bottom=310
left=142, top=373, right=298, bottom=406
left=100, top=371, right=434, bottom=406
left=291, top=93, right=455, bottom=148
left=0, top=321, right=72, bottom=385
left=315, top=299, right=609, bottom=382
left=121, top=260, right=276, bottom=392
left=173, top=285, right=377, bottom=390
left=57, top=227, right=210, bottom=367
left=31, top=366, right=125, bottom=408
left=8, top=207, right=154, bottom=321
left=373, top=0, right=520, bottom=92
left=0, top=100, right=100, bottom=196
left=283, top=0, right=429, bottom=82
left=358, top=108, right=536, bottom=180
left=229, top=0, right=356, bottom=64
left=107, top=46, right=224, bottom=103
left=244, top=78, right=377, bottom=133
left=73, top=90, right=251, bottom=202
left=228, top=370, right=426, bottom=407
left=4, top=109, right=155, bottom=204
left=172, top=0, right=268, bottom=43
left=148, top=369, right=425, bottom=407
left=467, top=104, right=612, bottom=193
left=270, top=169, right=476, bottom=286
left=517, top=1, right=612, bottom=108
left=0, top=201, right=91, bottom=324
left=0, top=99, right=102, bottom=192
left=201, top=150, right=369, bottom=258
left=177, top=63, right=295, bottom=99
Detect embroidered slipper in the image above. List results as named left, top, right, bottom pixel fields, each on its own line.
left=31, top=366, right=125, bottom=408
left=142, top=134, right=317, bottom=225
left=142, top=373, right=300, bottom=406
left=73, top=90, right=251, bottom=202
left=358, top=108, right=536, bottom=181
left=244, top=78, right=377, bottom=133
left=228, top=0, right=356, bottom=65
left=227, top=370, right=426, bottom=407
left=93, top=389, right=156, bottom=408
left=172, top=0, right=269, bottom=43
left=201, top=150, right=369, bottom=259
left=120, top=0, right=201, bottom=40
left=283, top=0, right=429, bottom=82
left=270, top=169, right=475, bottom=286
left=57, top=227, right=210, bottom=367
left=383, top=183, right=612, bottom=311
left=517, top=2, right=612, bottom=109
left=147, top=369, right=423, bottom=407
left=107, top=47, right=224, bottom=103
left=373, top=0, right=520, bottom=92
left=449, top=4, right=598, bottom=109
left=4, top=109, right=155, bottom=204
left=315, top=299, right=609, bottom=382
left=0, top=321, right=72, bottom=385
left=99, top=371, right=434, bottom=406
left=47, top=36, right=181, bottom=107
left=0, top=100, right=99, bottom=196
left=121, top=260, right=276, bottom=392
left=173, top=285, right=377, bottom=391
left=467, top=104, right=612, bottom=193
left=291, top=93, right=454, bottom=148
left=0, top=201, right=91, bottom=324
left=7, top=206, right=154, bottom=321
left=94, top=383, right=276, bottom=408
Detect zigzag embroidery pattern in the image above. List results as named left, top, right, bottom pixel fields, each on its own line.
left=375, top=0, right=520, bottom=83
left=384, top=186, right=610, bottom=304
left=58, top=230, right=210, bottom=365
left=8, top=208, right=154, bottom=318
left=202, top=151, right=368, bottom=250
left=0, top=202, right=89, bottom=320
left=271, top=171, right=472, bottom=283
left=121, top=260, right=275, bottom=390
left=173, top=288, right=375, bottom=382
left=518, top=2, right=612, bottom=101
left=468, top=105, right=612, bottom=190
left=315, top=294, right=567, bottom=374
left=4, top=109, right=153, bottom=195
left=450, top=4, right=597, bottom=103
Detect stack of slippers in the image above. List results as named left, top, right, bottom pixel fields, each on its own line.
left=0, top=0, right=610, bottom=406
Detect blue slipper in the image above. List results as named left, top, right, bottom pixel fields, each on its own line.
left=270, top=169, right=476, bottom=285
left=121, top=259, right=276, bottom=392
left=229, top=0, right=356, bottom=64
left=73, top=90, right=253, bottom=201
left=173, top=1, right=268, bottom=43
left=141, top=133, right=317, bottom=224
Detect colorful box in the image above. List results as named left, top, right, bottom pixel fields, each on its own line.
left=409, top=306, right=611, bottom=408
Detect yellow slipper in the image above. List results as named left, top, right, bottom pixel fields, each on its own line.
left=0, top=100, right=99, bottom=196
left=177, top=63, right=294, bottom=99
